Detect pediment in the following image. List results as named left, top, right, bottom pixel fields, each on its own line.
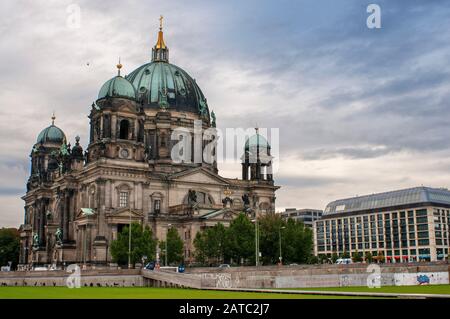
left=76, top=208, right=96, bottom=219
left=170, top=167, right=230, bottom=186
left=107, top=207, right=143, bottom=218
left=200, top=208, right=241, bottom=220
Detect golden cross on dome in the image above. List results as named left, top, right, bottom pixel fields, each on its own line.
left=159, top=15, right=164, bottom=31
left=116, top=57, right=122, bottom=76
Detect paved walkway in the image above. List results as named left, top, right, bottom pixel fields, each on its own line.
left=202, top=287, right=450, bottom=299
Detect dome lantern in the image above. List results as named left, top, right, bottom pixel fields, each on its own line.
left=152, top=15, right=169, bottom=62
left=97, top=62, right=136, bottom=102
left=36, top=114, right=67, bottom=146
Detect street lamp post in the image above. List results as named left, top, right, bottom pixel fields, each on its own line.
left=128, top=212, right=132, bottom=269
left=165, top=224, right=172, bottom=266
left=252, top=217, right=260, bottom=267
left=357, top=222, right=365, bottom=263
left=279, top=226, right=286, bottom=265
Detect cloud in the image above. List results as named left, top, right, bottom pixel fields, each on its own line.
left=1, top=1, right=450, bottom=226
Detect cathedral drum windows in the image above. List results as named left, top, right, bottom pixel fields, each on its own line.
left=119, top=119, right=130, bottom=140
left=154, top=199, right=161, bottom=214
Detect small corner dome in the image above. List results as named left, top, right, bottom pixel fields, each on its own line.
left=245, top=133, right=271, bottom=150
left=36, top=125, right=66, bottom=145
left=97, top=76, right=136, bottom=101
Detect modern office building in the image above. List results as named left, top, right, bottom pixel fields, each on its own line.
left=314, top=187, right=450, bottom=262
left=281, top=208, right=322, bottom=228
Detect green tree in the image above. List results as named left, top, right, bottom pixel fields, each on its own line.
left=377, top=251, right=385, bottom=263
left=259, top=213, right=285, bottom=265
left=193, top=223, right=228, bottom=265
left=226, top=213, right=254, bottom=265
left=308, top=255, right=319, bottom=264
left=159, top=227, right=184, bottom=265
left=365, top=252, right=373, bottom=263
left=110, top=222, right=156, bottom=267
left=318, top=254, right=328, bottom=264
left=0, top=228, right=19, bottom=269
left=352, top=250, right=363, bottom=262
left=206, top=223, right=228, bottom=264
left=282, top=218, right=313, bottom=264
left=193, top=231, right=208, bottom=264
left=331, top=252, right=338, bottom=263
left=258, top=214, right=313, bottom=265
left=342, top=250, right=350, bottom=259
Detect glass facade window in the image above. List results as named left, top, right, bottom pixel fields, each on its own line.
left=416, top=216, right=427, bottom=224
left=416, top=209, right=427, bottom=217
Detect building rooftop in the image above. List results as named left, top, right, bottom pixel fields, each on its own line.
left=323, top=186, right=450, bottom=216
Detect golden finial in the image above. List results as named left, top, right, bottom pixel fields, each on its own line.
left=51, top=112, right=56, bottom=125
left=155, top=16, right=166, bottom=49
left=116, top=57, right=122, bottom=76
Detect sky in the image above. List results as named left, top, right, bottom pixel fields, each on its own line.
left=1, top=0, right=450, bottom=227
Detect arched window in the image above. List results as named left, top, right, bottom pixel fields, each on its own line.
left=119, top=119, right=129, bottom=140
left=183, top=191, right=214, bottom=205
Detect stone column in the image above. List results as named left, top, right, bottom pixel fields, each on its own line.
left=39, top=200, right=45, bottom=247
left=63, top=191, right=70, bottom=242
left=97, top=179, right=106, bottom=236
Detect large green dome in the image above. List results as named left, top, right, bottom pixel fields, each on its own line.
left=98, top=75, right=136, bottom=101
left=37, top=125, right=66, bottom=145
left=245, top=134, right=271, bottom=150
left=126, top=61, right=209, bottom=115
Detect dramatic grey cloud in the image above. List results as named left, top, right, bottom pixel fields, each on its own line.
left=1, top=0, right=450, bottom=226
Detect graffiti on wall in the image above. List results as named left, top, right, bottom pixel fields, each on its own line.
left=394, top=272, right=448, bottom=286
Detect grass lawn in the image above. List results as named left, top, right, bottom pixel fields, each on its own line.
left=0, top=287, right=372, bottom=299
left=292, top=284, right=450, bottom=295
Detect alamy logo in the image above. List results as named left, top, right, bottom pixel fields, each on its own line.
left=366, top=264, right=381, bottom=288
left=66, top=264, right=81, bottom=288
left=66, top=4, right=82, bottom=29
left=170, top=122, right=279, bottom=174
left=367, top=4, right=381, bottom=29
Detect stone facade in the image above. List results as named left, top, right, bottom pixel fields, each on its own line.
left=18, top=26, right=279, bottom=268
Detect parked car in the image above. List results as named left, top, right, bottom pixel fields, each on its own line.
left=218, top=264, right=231, bottom=268
left=144, top=261, right=156, bottom=270
left=336, top=258, right=352, bottom=265
left=33, top=266, right=49, bottom=271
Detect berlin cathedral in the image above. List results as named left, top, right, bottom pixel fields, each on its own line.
left=18, top=20, right=279, bottom=267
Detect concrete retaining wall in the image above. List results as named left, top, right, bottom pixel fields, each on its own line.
left=1, top=263, right=449, bottom=289
left=0, top=269, right=142, bottom=287
left=188, top=262, right=450, bottom=288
